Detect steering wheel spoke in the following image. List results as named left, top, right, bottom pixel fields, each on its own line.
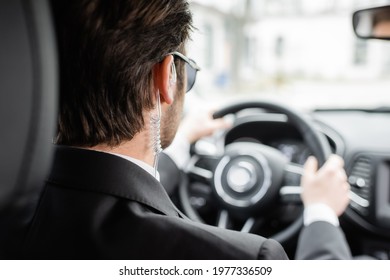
left=240, top=217, right=256, bottom=233
left=186, top=155, right=220, bottom=182
left=280, top=163, right=304, bottom=203
left=283, top=163, right=303, bottom=185
left=216, top=210, right=230, bottom=229
left=216, top=211, right=256, bottom=233
left=279, top=186, right=302, bottom=203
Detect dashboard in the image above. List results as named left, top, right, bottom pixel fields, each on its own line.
left=222, top=109, right=390, bottom=258
left=312, top=110, right=390, bottom=258
left=178, top=107, right=390, bottom=258
left=224, top=114, right=337, bottom=165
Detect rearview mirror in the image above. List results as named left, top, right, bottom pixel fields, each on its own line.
left=353, top=5, right=390, bottom=40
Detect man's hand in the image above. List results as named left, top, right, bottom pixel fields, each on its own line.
left=301, top=155, right=350, bottom=216
left=180, top=111, right=232, bottom=144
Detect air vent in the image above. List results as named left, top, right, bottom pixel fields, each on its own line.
left=348, top=156, right=372, bottom=216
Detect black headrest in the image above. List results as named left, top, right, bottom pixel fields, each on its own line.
left=0, top=0, right=57, bottom=258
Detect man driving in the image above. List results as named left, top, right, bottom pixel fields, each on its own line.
left=24, top=0, right=351, bottom=259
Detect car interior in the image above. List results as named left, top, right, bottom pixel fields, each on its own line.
left=1, top=0, right=390, bottom=260
left=161, top=3, right=390, bottom=259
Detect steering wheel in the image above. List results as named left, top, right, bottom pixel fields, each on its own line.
left=179, top=101, right=332, bottom=244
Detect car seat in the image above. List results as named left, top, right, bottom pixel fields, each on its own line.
left=0, top=0, right=58, bottom=258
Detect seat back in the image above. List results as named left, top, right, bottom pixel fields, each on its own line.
left=0, top=0, right=57, bottom=258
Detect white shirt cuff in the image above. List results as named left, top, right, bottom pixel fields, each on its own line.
left=304, top=203, right=339, bottom=227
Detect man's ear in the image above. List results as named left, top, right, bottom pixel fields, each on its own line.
left=153, top=55, right=175, bottom=105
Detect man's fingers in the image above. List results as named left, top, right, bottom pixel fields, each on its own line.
left=304, top=156, right=318, bottom=175
left=323, top=154, right=344, bottom=169
left=211, top=118, right=232, bottom=130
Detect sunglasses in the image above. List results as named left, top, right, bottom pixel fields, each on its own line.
left=170, top=51, right=201, bottom=93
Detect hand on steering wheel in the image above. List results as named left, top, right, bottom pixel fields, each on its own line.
left=180, top=101, right=332, bottom=244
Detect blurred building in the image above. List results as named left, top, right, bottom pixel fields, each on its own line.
left=188, top=0, right=390, bottom=97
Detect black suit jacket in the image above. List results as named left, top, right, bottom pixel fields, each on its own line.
left=24, top=146, right=350, bottom=259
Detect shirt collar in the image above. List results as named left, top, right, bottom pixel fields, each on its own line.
left=109, top=152, right=160, bottom=181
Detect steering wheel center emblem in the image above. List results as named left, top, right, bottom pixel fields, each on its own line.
left=213, top=150, right=272, bottom=208
left=226, top=162, right=257, bottom=193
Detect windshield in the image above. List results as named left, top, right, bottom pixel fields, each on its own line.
left=187, top=0, right=390, bottom=111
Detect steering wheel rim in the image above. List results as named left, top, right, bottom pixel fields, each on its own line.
left=213, top=101, right=331, bottom=165
left=180, top=101, right=331, bottom=244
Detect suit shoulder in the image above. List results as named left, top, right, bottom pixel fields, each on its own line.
left=258, top=239, right=289, bottom=260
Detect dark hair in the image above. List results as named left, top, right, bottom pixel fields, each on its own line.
left=52, top=0, right=192, bottom=146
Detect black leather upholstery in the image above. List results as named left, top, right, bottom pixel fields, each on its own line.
left=0, top=0, right=57, bottom=258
